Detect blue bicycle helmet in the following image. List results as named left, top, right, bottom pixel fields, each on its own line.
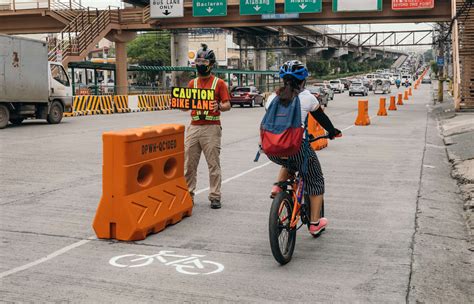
left=279, top=60, right=309, bottom=80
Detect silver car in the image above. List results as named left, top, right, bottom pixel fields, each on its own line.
left=349, top=81, right=368, bottom=96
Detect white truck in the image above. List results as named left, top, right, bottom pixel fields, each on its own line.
left=0, top=35, right=73, bottom=129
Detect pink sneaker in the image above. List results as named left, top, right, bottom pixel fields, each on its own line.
left=270, top=185, right=282, bottom=198
left=309, top=218, right=328, bottom=237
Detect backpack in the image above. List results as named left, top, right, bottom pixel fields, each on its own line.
left=260, top=95, right=304, bottom=157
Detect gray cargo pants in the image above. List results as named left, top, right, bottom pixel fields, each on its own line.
left=184, top=124, right=222, bottom=201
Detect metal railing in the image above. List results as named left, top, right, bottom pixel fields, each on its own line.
left=3, top=0, right=82, bottom=11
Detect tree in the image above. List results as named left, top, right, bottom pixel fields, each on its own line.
left=127, top=32, right=171, bottom=66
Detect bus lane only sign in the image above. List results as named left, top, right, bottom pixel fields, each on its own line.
left=150, top=0, right=184, bottom=18
left=171, top=87, right=216, bottom=110
left=392, top=0, right=434, bottom=10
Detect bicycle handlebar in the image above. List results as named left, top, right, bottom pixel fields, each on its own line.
left=308, top=132, right=342, bottom=143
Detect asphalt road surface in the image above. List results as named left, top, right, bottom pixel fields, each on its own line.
left=0, top=85, right=457, bottom=302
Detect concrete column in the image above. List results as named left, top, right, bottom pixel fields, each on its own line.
left=171, top=31, right=189, bottom=87
left=255, top=49, right=267, bottom=89
left=106, top=30, right=136, bottom=95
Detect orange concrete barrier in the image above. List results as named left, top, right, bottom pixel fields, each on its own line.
left=389, top=96, right=397, bottom=111
left=355, top=99, right=370, bottom=126
left=398, top=93, right=404, bottom=105
left=308, top=111, right=328, bottom=151
left=377, top=97, right=388, bottom=116
left=408, top=87, right=413, bottom=96
left=93, top=124, right=193, bottom=241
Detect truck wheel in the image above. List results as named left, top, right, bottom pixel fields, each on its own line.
left=47, top=101, right=63, bottom=124
left=0, top=104, right=9, bottom=129
left=9, top=118, right=24, bottom=125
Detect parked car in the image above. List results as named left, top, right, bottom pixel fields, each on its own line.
left=349, top=81, right=368, bottom=96
left=307, top=85, right=328, bottom=107
left=329, top=79, right=345, bottom=93
left=230, top=86, right=264, bottom=107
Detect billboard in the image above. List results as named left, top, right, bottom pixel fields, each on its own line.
left=392, top=0, right=434, bottom=10
left=333, top=0, right=382, bottom=12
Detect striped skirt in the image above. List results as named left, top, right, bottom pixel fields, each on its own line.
left=268, top=144, right=325, bottom=196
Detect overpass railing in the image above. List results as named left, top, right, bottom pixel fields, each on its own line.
left=0, top=0, right=82, bottom=11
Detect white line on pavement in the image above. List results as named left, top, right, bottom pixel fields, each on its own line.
left=0, top=239, right=91, bottom=279
left=195, top=161, right=272, bottom=195
left=0, top=116, right=365, bottom=279
left=342, top=115, right=377, bottom=132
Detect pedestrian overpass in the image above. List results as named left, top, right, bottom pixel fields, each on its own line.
left=0, top=0, right=471, bottom=110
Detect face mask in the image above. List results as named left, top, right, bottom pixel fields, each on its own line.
left=196, top=64, right=211, bottom=76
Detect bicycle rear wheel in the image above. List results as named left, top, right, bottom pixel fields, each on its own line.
left=269, top=192, right=297, bottom=265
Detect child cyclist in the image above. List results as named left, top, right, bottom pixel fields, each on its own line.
left=265, top=60, right=341, bottom=236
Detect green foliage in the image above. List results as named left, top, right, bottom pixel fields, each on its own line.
left=127, top=32, right=171, bottom=66
left=307, top=55, right=394, bottom=78
left=424, top=49, right=434, bottom=62
left=430, top=60, right=439, bottom=74
left=307, top=60, right=330, bottom=76
left=127, top=32, right=171, bottom=84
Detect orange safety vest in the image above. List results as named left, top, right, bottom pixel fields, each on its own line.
left=191, top=77, right=220, bottom=121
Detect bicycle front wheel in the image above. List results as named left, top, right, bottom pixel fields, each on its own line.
left=269, top=192, right=297, bottom=265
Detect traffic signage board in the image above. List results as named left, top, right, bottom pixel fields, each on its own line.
left=333, top=0, right=382, bottom=12
left=193, top=0, right=227, bottom=17
left=150, top=0, right=184, bottom=18
left=284, top=0, right=322, bottom=14
left=392, top=0, right=434, bottom=10
left=240, top=0, right=275, bottom=15
left=261, top=13, right=299, bottom=19
left=437, top=57, right=444, bottom=66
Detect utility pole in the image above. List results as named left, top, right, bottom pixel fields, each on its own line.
left=436, top=23, right=447, bottom=103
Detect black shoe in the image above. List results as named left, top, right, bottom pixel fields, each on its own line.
left=210, top=199, right=221, bottom=209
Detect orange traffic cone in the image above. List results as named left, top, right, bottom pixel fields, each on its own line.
left=308, top=114, right=328, bottom=151
left=397, top=93, right=404, bottom=105
left=408, top=87, right=413, bottom=96
left=377, top=97, right=388, bottom=116
left=355, top=100, right=370, bottom=126
left=389, top=96, right=397, bottom=111
left=404, top=90, right=409, bottom=100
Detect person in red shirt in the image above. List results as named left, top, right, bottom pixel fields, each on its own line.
left=185, top=44, right=231, bottom=209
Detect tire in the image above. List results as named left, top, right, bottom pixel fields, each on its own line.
left=250, top=99, right=255, bottom=108
left=47, top=101, right=63, bottom=124
left=269, top=192, right=296, bottom=265
left=239, top=104, right=244, bottom=108
left=349, top=93, right=353, bottom=97
left=260, top=99, right=265, bottom=107
left=0, top=104, right=9, bottom=129
left=9, top=117, right=24, bottom=125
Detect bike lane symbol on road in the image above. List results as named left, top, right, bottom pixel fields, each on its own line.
left=109, top=250, right=224, bottom=275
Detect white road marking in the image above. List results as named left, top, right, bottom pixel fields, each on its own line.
left=0, top=116, right=366, bottom=279
left=195, top=161, right=272, bottom=195
left=342, top=115, right=377, bottom=132
left=0, top=239, right=91, bottom=279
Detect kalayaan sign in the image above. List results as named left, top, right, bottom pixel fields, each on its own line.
left=170, top=87, right=216, bottom=110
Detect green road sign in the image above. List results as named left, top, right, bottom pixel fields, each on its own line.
left=193, top=0, right=227, bottom=17
left=333, top=0, right=382, bottom=12
left=240, top=0, right=275, bottom=15
left=284, top=0, right=321, bottom=14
